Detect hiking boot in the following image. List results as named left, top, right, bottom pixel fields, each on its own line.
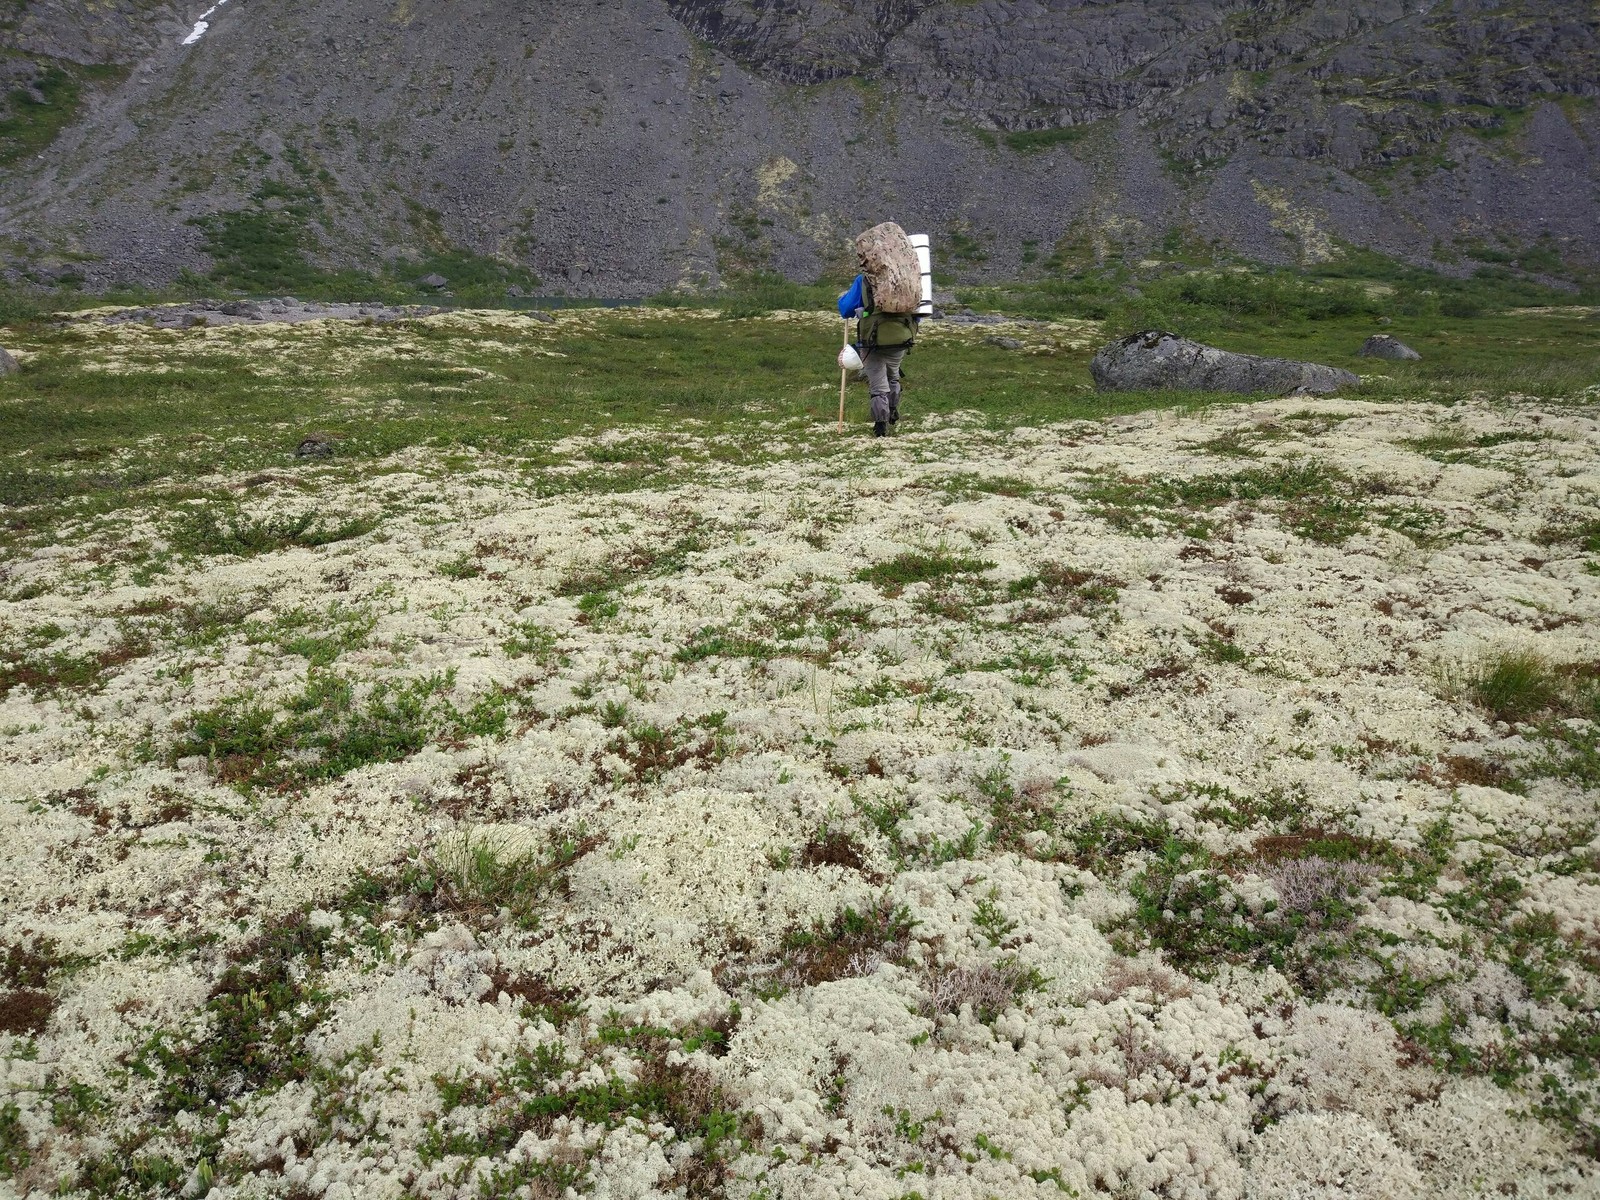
left=873, top=421, right=887, bottom=438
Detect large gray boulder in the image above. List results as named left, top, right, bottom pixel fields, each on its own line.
left=1359, top=334, right=1421, bottom=361
left=0, top=348, right=17, bottom=376
left=1090, top=331, right=1359, bottom=396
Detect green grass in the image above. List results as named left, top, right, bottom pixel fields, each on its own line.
left=0, top=280, right=1596, bottom=564
left=174, top=669, right=523, bottom=790
left=857, top=549, right=995, bottom=592
left=432, top=828, right=595, bottom=927
left=1003, top=124, right=1093, bottom=154
left=1083, top=458, right=1372, bottom=544
left=1469, top=651, right=1565, bottom=724
left=180, top=171, right=547, bottom=304
left=960, top=249, right=1599, bottom=330
left=650, top=269, right=838, bottom=317
left=0, top=61, right=127, bottom=166
left=167, top=505, right=377, bottom=558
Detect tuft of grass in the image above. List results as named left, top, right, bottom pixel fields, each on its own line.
left=502, top=620, right=559, bottom=662
left=1007, top=563, right=1122, bottom=617
left=556, top=533, right=704, bottom=597
left=1538, top=515, right=1600, bottom=556
left=0, top=1102, right=28, bottom=1176
left=1468, top=650, right=1564, bottom=724
left=0, top=631, right=151, bottom=701
left=419, top=1015, right=757, bottom=1193
left=941, top=472, right=1038, bottom=501
left=857, top=548, right=994, bottom=594
left=598, top=712, right=731, bottom=784
left=430, top=827, right=597, bottom=926
left=1201, top=632, right=1249, bottom=665
left=675, top=625, right=777, bottom=664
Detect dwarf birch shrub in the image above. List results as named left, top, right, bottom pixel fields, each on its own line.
left=168, top=504, right=376, bottom=559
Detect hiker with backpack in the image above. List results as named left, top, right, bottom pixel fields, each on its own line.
left=838, top=223, right=923, bottom=437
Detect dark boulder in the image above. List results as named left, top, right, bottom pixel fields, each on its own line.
left=296, top=433, right=336, bottom=459
left=1090, top=331, right=1359, bottom=396
left=1359, top=334, right=1421, bottom=361
left=418, top=273, right=448, bottom=290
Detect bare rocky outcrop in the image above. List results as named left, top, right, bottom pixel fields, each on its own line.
left=1091, top=331, right=1360, bottom=396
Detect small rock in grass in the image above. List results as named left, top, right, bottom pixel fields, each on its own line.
left=418, top=272, right=449, bottom=290
left=984, top=335, right=1024, bottom=350
left=1090, top=330, right=1358, bottom=396
left=296, top=433, right=336, bottom=459
left=527, top=310, right=556, bottom=323
left=0, top=347, right=17, bottom=375
left=1359, top=334, right=1421, bottom=360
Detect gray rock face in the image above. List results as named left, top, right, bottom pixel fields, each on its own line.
left=1360, top=334, right=1422, bottom=360
left=1091, top=331, right=1360, bottom=396
left=1, top=1, right=1596, bottom=293
left=0, top=347, right=16, bottom=376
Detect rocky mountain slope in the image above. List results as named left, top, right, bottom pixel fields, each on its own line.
left=1, top=0, right=1597, bottom=295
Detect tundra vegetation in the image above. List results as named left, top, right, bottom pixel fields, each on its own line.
left=0, top=269, right=1597, bottom=1197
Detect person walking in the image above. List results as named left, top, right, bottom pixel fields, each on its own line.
left=838, top=268, right=918, bottom=437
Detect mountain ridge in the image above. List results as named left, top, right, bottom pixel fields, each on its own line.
left=1, top=0, right=1596, bottom=296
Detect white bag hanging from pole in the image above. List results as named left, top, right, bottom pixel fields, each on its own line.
left=838, top=343, right=863, bottom=371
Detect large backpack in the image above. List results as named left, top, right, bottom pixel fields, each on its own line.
left=855, top=222, right=922, bottom=313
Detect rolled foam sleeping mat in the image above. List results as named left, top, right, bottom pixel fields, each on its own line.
left=909, top=233, right=933, bottom=315
left=855, top=222, right=922, bottom=315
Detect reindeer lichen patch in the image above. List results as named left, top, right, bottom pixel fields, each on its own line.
left=1, top=385, right=1597, bottom=1196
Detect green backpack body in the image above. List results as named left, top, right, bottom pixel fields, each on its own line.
left=856, top=277, right=916, bottom=351
left=858, top=310, right=917, bottom=350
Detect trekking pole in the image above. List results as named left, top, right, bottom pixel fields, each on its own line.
left=838, top=320, right=849, bottom=435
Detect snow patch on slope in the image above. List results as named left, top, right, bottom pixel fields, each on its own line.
left=181, top=0, right=233, bottom=46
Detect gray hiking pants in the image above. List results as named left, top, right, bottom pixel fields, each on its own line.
left=865, top=346, right=907, bottom=424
